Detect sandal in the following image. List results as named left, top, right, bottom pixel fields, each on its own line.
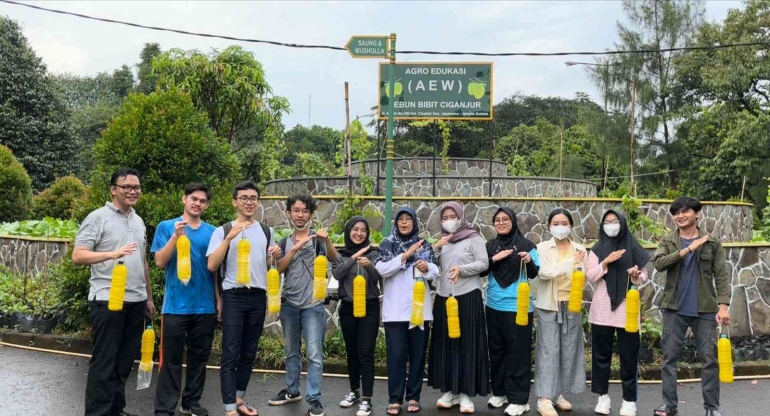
left=387, top=403, right=402, bottom=415
left=654, top=404, right=677, bottom=416
left=407, top=400, right=421, bottom=413
left=236, top=402, right=258, bottom=416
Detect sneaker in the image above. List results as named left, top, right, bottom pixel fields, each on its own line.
left=505, top=403, right=531, bottom=416
left=488, top=396, right=509, bottom=408
left=308, top=400, right=324, bottom=416
left=340, top=391, right=360, bottom=408
left=537, top=399, right=558, bottom=416
left=554, top=395, right=572, bottom=411
left=436, top=392, right=460, bottom=409
left=268, top=389, right=302, bottom=405
left=119, top=412, right=138, bottom=416
left=357, top=399, right=373, bottom=416
left=180, top=405, right=209, bottom=416
left=459, top=394, right=475, bottom=414
left=594, top=395, right=611, bottom=415
left=619, top=400, right=637, bottom=416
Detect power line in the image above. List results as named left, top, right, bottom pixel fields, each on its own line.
left=585, top=167, right=693, bottom=182
left=2, top=0, right=768, bottom=57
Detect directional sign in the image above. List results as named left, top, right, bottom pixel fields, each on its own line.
left=378, top=62, right=493, bottom=120
left=346, top=35, right=389, bottom=59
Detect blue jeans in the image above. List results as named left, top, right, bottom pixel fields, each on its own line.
left=280, top=302, right=327, bottom=403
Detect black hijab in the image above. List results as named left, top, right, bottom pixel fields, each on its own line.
left=591, top=210, right=651, bottom=311
left=486, top=207, right=536, bottom=288
left=338, top=216, right=374, bottom=257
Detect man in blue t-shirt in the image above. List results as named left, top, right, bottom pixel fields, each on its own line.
left=152, top=183, right=217, bottom=416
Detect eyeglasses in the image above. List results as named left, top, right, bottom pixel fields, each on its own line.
left=237, top=196, right=259, bottom=203
left=188, top=196, right=209, bottom=205
left=397, top=217, right=412, bottom=224
left=602, top=220, right=620, bottom=225
left=114, top=185, right=142, bottom=193
left=493, top=218, right=511, bottom=224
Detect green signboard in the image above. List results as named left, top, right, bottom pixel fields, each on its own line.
left=346, top=35, right=389, bottom=59
left=378, top=62, right=493, bottom=120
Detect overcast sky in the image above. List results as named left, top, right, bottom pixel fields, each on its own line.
left=1, top=1, right=742, bottom=130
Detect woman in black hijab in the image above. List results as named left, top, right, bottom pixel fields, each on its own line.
left=483, top=207, right=539, bottom=416
left=586, top=210, right=650, bottom=416
left=331, top=216, right=381, bottom=416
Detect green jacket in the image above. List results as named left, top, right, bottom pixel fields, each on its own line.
left=653, top=228, right=730, bottom=313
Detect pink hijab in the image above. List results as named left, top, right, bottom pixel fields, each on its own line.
left=440, top=201, right=480, bottom=243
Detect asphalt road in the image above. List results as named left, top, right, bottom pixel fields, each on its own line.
left=0, top=344, right=767, bottom=415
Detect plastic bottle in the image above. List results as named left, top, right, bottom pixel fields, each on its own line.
left=353, top=274, right=366, bottom=317
left=176, top=234, right=191, bottom=285
left=568, top=266, right=585, bottom=313
left=108, top=260, right=127, bottom=311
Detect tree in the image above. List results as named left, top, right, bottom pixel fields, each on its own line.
left=283, top=124, right=343, bottom=165
left=53, top=70, right=132, bottom=109
left=135, top=42, right=161, bottom=95
left=0, top=16, right=76, bottom=190
left=92, top=89, right=240, bottom=193
left=589, top=0, right=704, bottom=188
left=152, top=46, right=289, bottom=145
left=0, top=145, right=32, bottom=222
left=673, top=0, right=770, bottom=211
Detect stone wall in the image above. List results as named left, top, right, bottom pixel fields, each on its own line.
left=0, top=237, right=69, bottom=276
left=350, top=157, right=509, bottom=177
left=256, top=198, right=753, bottom=243
left=265, top=177, right=597, bottom=198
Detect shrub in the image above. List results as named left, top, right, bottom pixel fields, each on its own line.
left=0, top=145, right=32, bottom=222
left=50, top=247, right=91, bottom=331
left=32, top=175, right=87, bottom=220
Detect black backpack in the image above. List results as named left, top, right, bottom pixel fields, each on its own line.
left=218, top=221, right=272, bottom=291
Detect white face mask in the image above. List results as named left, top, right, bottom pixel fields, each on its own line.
left=603, top=223, right=621, bottom=238
left=442, top=219, right=461, bottom=234
left=550, top=225, right=571, bottom=240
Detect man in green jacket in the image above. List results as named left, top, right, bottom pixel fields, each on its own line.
left=653, top=196, right=730, bottom=416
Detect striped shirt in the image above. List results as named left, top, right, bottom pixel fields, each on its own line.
left=586, top=251, right=649, bottom=328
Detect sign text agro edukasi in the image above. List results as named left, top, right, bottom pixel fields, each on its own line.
left=378, top=62, right=493, bottom=120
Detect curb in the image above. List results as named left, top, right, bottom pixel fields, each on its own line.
left=3, top=330, right=769, bottom=381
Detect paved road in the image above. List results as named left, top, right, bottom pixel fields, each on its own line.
left=0, top=344, right=766, bottom=415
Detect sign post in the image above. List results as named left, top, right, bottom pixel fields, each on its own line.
left=345, top=35, right=390, bottom=59
left=383, top=33, right=397, bottom=236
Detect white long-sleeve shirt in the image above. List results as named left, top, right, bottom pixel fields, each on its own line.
left=375, top=256, right=439, bottom=322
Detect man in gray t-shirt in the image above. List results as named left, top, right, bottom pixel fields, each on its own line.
left=72, top=168, right=155, bottom=416
left=268, top=195, right=337, bottom=416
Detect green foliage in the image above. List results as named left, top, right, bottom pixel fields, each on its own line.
left=135, top=43, right=161, bottom=95
left=0, top=266, right=58, bottom=318
left=288, top=152, right=338, bottom=178
left=69, top=102, right=119, bottom=179
left=0, top=16, right=76, bottom=190
left=93, top=89, right=240, bottom=193
left=52, top=68, right=134, bottom=109
left=0, top=218, right=79, bottom=239
left=152, top=45, right=289, bottom=145
left=0, top=145, right=32, bottom=222
left=50, top=247, right=91, bottom=330
left=32, top=175, right=87, bottom=220
left=330, top=191, right=363, bottom=235
left=621, top=195, right=665, bottom=237
left=761, top=183, right=770, bottom=241
left=285, top=124, right=343, bottom=166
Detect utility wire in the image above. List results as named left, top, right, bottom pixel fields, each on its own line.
left=2, top=0, right=768, bottom=57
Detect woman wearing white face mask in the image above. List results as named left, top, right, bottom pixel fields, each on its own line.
left=533, top=208, right=588, bottom=416
left=586, top=210, right=650, bottom=416
left=429, top=201, right=490, bottom=414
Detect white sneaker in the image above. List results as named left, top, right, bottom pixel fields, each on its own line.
left=488, top=396, right=508, bottom=408
left=459, top=394, right=475, bottom=414
left=619, top=400, right=637, bottom=416
left=594, top=395, right=611, bottom=415
left=554, top=395, right=572, bottom=411
left=537, top=399, right=558, bottom=416
left=437, top=392, right=460, bottom=409
left=505, top=403, right=531, bottom=416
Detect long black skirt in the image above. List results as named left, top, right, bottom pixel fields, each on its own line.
left=427, top=289, right=490, bottom=396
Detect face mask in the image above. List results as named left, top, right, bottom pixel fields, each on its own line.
left=603, top=223, right=621, bottom=238
left=550, top=225, right=571, bottom=240
left=290, top=219, right=310, bottom=231
left=442, top=219, right=461, bottom=234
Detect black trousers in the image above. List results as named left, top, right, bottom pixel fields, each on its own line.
left=339, top=299, right=380, bottom=398
left=220, top=289, right=266, bottom=407
left=154, top=313, right=217, bottom=415
left=384, top=321, right=431, bottom=405
left=486, top=307, right=533, bottom=405
left=591, top=324, right=640, bottom=401
left=85, top=300, right=146, bottom=416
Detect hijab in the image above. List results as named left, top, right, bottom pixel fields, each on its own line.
left=591, top=210, right=651, bottom=311
left=377, top=206, right=436, bottom=268
left=486, top=207, right=536, bottom=288
left=338, top=216, right=375, bottom=258
left=440, top=201, right=480, bottom=243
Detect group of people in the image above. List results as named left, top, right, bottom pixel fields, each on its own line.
left=75, top=167, right=731, bottom=416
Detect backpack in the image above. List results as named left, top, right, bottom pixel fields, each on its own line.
left=218, top=221, right=272, bottom=292
left=277, top=230, right=324, bottom=258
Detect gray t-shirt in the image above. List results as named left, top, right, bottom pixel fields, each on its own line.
left=74, top=202, right=148, bottom=302
left=283, top=236, right=325, bottom=309
left=677, top=236, right=715, bottom=321
left=434, top=235, right=489, bottom=297
left=206, top=222, right=275, bottom=291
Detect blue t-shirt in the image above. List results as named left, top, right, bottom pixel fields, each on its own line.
left=677, top=236, right=715, bottom=321
left=486, top=248, right=539, bottom=312
left=151, top=217, right=216, bottom=315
